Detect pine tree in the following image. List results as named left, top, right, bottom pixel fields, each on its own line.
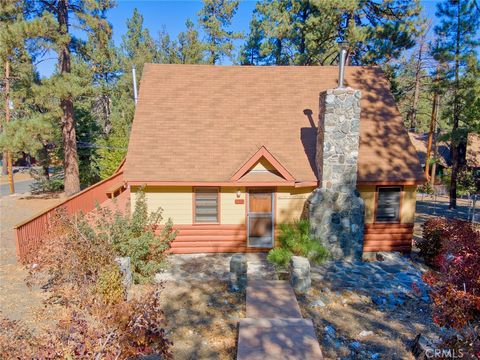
left=23, top=0, right=115, bottom=196
left=198, top=0, right=242, bottom=64
left=239, top=14, right=265, bottom=65
left=432, top=0, right=480, bottom=208
left=94, top=8, right=159, bottom=179
left=247, top=0, right=422, bottom=66
left=174, top=19, right=205, bottom=64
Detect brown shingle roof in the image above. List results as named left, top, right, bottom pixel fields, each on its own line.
left=124, top=64, right=425, bottom=185
left=408, top=132, right=451, bottom=168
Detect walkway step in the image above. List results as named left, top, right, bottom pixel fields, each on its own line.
left=237, top=318, right=323, bottom=360
left=246, top=280, right=302, bottom=318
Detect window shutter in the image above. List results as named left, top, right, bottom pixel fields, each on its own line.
left=195, top=188, right=219, bottom=223
left=376, top=187, right=401, bottom=222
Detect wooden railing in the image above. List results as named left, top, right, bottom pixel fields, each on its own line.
left=14, top=170, right=127, bottom=263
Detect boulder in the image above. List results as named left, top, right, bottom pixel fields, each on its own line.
left=115, top=256, right=132, bottom=289
left=290, top=256, right=311, bottom=294
left=229, top=253, right=247, bottom=291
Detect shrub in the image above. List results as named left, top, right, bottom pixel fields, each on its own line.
left=29, top=167, right=64, bottom=194
left=0, top=287, right=172, bottom=359
left=95, top=264, right=125, bottom=305
left=267, top=219, right=329, bottom=269
left=416, top=217, right=448, bottom=266
left=421, top=218, right=480, bottom=355
left=267, top=248, right=293, bottom=268
left=105, top=190, right=177, bottom=283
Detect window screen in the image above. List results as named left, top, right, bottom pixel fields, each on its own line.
left=375, top=187, right=401, bottom=222
left=194, top=188, right=219, bottom=223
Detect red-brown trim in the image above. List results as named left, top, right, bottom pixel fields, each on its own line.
left=192, top=187, right=221, bottom=225
left=230, top=146, right=295, bottom=182
left=128, top=180, right=317, bottom=188
left=357, top=180, right=424, bottom=186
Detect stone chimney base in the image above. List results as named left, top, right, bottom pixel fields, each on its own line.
left=308, top=188, right=364, bottom=262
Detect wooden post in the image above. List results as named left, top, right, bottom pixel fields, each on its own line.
left=5, top=59, right=14, bottom=194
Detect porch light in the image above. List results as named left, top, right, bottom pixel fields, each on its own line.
left=236, top=189, right=242, bottom=198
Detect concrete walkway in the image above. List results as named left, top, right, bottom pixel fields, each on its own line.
left=237, top=280, right=323, bottom=360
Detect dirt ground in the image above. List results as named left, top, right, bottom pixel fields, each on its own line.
left=298, top=285, right=442, bottom=360
left=158, top=280, right=244, bottom=360
left=0, top=193, right=64, bottom=328
left=0, top=171, right=33, bottom=184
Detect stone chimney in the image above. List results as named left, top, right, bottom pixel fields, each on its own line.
left=308, top=78, right=365, bottom=261
left=317, top=87, right=361, bottom=191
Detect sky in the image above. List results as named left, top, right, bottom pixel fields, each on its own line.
left=36, top=0, right=440, bottom=78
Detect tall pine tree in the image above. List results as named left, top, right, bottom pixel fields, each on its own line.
left=244, top=0, right=422, bottom=66
left=432, top=0, right=480, bottom=208
left=198, top=0, right=242, bottom=64
left=24, top=0, right=115, bottom=195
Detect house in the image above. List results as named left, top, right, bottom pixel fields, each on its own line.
left=408, top=131, right=451, bottom=182
left=123, top=64, right=425, bottom=258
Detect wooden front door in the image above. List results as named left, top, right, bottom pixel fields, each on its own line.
left=247, top=189, right=274, bottom=248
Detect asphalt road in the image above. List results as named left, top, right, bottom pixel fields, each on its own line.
left=0, top=179, right=35, bottom=196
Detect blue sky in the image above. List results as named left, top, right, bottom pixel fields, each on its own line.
left=36, top=0, right=440, bottom=77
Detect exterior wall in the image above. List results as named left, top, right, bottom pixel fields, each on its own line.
left=130, top=186, right=193, bottom=224
left=356, top=185, right=417, bottom=225
left=401, top=186, right=416, bottom=224
left=359, top=185, right=418, bottom=253
left=357, top=185, right=376, bottom=224
left=220, top=187, right=246, bottom=225
left=131, top=184, right=417, bottom=254
left=276, top=187, right=314, bottom=223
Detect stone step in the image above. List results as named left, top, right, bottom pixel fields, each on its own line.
left=237, top=318, right=323, bottom=360
left=246, top=280, right=302, bottom=319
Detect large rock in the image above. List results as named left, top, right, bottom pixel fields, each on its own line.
left=290, top=256, right=311, bottom=295
left=115, top=256, right=132, bottom=289
left=230, top=253, right=247, bottom=291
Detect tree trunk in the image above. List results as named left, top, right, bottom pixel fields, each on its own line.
left=449, top=0, right=462, bottom=209
left=1, top=152, right=7, bottom=175
left=5, top=59, right=14, bottom=193
left=425, top=91, right=439, bottom=179
left=58, top=0, right=80, bottom=196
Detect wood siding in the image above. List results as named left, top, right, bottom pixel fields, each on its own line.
left=166, top=225, right=270, bottom=254
left=363, top=223, right=414, bottom=252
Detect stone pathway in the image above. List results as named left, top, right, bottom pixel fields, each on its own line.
left=310, top=252, right=430, bottom=310
left=237, top=279, right=323, bottom=359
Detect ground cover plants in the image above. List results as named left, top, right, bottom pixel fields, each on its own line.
left=0, top=190, right=176, bottom=358
left=267, top=219, right=329, bottom=268
left=417, top=217, right=480, bottom=357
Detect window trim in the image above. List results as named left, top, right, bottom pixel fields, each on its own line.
left=373, top=186, right=403, bottom=224
left=193, top=187, right=221, bottom=224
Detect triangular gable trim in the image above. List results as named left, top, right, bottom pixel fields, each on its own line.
left=230, top=146, right=295, bottom=182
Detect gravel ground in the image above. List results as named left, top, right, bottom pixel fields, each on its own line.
left=0, top=193, right=64, bottom=328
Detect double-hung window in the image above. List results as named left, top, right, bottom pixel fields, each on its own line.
left=375, top=187, right=401, bottom=223
left=194, top=188, right=219, bottom=223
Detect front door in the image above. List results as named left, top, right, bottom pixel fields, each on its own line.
left=247, top=189, right=274, bottom=248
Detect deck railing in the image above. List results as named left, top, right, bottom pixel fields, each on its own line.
left=14, top=170, right=127, bottom=263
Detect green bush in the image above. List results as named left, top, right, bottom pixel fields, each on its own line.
left=267, top=248, right=293, bottom=268
left=99, top=189, right=177, bottom=283
left=95, top=264, right=125, bottom=305
left=267, top=219, right=329, bottom=269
